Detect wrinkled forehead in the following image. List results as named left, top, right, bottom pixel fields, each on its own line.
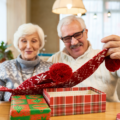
left=61, top=21, right=83, bottom=37
left=62, top=20, right=81, bottom=27
left=19, top=32, right=40, bottom=41
left=21, top=29, right=37, bottom=36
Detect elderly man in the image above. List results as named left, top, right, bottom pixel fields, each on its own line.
left=48, top=15, right=120, bottom=102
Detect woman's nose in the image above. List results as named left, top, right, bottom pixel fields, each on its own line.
left=26, top=42, right=32, bottom=48
left=71, top=37, right=79, bottom=45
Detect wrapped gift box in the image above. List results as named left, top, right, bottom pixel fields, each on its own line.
left=10, top=95, right=51, bottom=120
left=43, top=87, right=106, bottom=116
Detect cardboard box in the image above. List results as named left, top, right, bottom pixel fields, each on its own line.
left=43, top=87, right=106, bottom=116
left=10, top=95, right=51, bottom=120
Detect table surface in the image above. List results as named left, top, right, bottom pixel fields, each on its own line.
left=0, top=102, right=119, bottom=120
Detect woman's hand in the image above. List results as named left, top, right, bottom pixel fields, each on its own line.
left=101, top=35, right=120, bottom=59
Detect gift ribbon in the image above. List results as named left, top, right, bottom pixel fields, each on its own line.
left=0, top=49, right=120, bottom=97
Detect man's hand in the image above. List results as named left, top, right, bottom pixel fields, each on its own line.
left=101, top=35, right=120, bottom=59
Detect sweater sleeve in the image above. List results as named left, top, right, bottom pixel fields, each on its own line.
left=0, top=63, right=6, bottom=101
left=47, top=55, right=55, bottom=62
left=47, top=52, right=62, bottom=63
left=116, top=69, right=120, bottom=78
left=0, top=80, right=5, bottom=101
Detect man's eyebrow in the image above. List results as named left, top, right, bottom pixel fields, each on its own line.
left=63, top=32, right=81, bottom=38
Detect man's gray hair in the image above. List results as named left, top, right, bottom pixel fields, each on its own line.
left=13, top=23, right=45, bottom=52
left=57, top=15, right=86, bottom=37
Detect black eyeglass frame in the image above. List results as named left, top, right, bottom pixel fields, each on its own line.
left=61, top=29, right=85, bottom=43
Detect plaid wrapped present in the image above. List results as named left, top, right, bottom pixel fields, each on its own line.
left=43, top=87, right=106, bottom=116
left=10, top=95, right=51, bottom=120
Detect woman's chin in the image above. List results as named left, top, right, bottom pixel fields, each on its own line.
left=21, top=53, right=37, bottom=61
left=23, top=57, right=36, bottom=61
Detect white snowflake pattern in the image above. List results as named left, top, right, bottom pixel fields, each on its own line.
left=95, top=53, right=106, bottom=61
left=77, top=74, right=83, bottom=81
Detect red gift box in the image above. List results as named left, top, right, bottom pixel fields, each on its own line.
left=10, top=95, right=51, bottom=120
left=43, top=87, right=106, bottom=116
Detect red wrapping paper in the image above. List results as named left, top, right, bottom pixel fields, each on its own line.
left=10, top=95, right=51, bottom=120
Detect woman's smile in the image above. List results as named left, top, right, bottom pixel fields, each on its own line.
left=26, top=51, right=33, bottom=54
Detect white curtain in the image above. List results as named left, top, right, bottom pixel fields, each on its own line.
left=0, top=0, right=6, bottom=43
left=60, top=0, right=120, bottom=50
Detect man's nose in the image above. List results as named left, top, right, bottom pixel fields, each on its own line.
left=71, top=37, right=78, bottom=45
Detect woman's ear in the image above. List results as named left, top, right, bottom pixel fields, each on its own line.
left=39, top=39, right=41, bottom=48
left=39, top=43, right=41, bottom=48
left=17, top=41, right=20, bottom=51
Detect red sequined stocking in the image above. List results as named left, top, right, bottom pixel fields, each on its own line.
left=0, top=49, right=120, bottom=99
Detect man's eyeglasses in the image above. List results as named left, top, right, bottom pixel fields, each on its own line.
left=61, top=29, right=85, bottom=43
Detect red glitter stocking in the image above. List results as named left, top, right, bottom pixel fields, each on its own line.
left=0, top=49, right=120, bottom=98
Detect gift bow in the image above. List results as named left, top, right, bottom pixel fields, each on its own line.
left=0, top=49, right=120, bottom=96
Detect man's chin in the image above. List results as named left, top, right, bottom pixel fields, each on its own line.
left=71, top=52, right=84, bottom=59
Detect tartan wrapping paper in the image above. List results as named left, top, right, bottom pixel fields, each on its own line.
left=117, top=113, right=120, bottom=120
left=43, top=87, right=106, bottom=116
left=10, top=95, right=51, bottom=120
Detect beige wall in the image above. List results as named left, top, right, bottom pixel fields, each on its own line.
left=7, top=0, right=31, bottom=58
left=30, top=0, right=59, bottom=53
left=7, top=0, right=59, bottom=58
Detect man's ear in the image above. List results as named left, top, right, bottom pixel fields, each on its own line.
left=85, top=29, right=88, bottom=33
left=59, top=37, right=61, bottom=40
left=85, top=29, right=88, bottom=38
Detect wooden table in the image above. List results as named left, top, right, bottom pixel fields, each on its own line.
left=0, top=102, right=119, bottom=120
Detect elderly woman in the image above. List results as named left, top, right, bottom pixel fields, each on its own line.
left=0, top=23, right=52, bottom=101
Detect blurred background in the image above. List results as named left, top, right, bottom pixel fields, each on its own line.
left=0, top=0, right=120, bottom=100
left=0, top=0, right=120, bottom=58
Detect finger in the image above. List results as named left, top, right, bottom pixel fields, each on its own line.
left=101, top=35, right=120, bottom=43
left=105, top=47, right=120, bottom=56
left=102, top=41, right=120, bottom=49
left=110, top=52, right=120, bottom=59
